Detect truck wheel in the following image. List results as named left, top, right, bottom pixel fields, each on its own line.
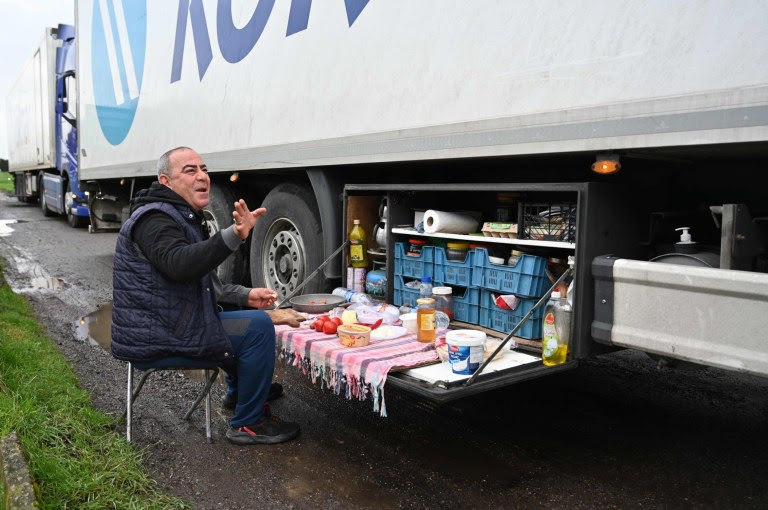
left=65, top=181, right=88, bottom=228
left=203, top=183, right=249, bottom=285
left=250, top=182, right=326, bottom=299
left=39, top=177, right=53, bottom=217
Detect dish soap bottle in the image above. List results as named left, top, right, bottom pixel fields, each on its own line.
left=542, top=291, right=568, bottom=366
left=349, top=219, right=369, bottom=269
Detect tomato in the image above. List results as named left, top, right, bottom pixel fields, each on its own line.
left=323, top=321, right=338, bottom=335
left=314, top=320, right=325, bottom=332
left=331, top=317, right=343, bottom=326
left=317, top=315, right=330, bottom=322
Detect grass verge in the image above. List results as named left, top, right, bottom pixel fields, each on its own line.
left=0, top=172, right=12, bottom=193
left=0, top=265, right=189, bottom=509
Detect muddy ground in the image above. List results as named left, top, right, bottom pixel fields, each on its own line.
left=1, top=192, right=767, bottom=509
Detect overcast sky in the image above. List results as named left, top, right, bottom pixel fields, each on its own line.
left=0, top=0, right=74, bottom=159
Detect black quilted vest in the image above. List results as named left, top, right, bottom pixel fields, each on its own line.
left=111, top=201, right=232, bottom=361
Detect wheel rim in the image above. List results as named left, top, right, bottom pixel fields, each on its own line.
left=261, top=218, right=307, bottom=299
left=64, top=185, right=74, bottom=216
left=202, top=209, right=220, bottom=236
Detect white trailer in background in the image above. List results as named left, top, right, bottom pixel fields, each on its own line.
left=72, top=0, right=768, bottom=399
left=6, top=25, right=87, bottom=226
left=6, top=30, right=58, bottom=192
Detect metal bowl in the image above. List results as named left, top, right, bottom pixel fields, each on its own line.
left=289, top=293, right=344, bottom=313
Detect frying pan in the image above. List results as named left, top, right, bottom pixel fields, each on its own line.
left=289, top=294, right=345, bottom=313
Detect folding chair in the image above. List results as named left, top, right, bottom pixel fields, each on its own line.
left=124, top=357, right=223, bottom=443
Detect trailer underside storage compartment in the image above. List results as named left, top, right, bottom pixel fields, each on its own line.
left=342, top=183, right=638, bottom=402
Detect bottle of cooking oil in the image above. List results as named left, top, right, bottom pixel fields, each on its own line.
left=542, top=290, right=568, bottom=365
left=349, top=219, right=369, bottom=269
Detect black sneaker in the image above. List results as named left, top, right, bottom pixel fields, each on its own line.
left=225, top=415, right=300, bottom=445
left=223, top=382, right=284, bottom=410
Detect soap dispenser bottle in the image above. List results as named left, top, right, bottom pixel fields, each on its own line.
left=674, top=227, right=698, bottom=254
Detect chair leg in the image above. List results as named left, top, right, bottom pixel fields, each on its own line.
left=205, top=369, right=213, bottom=443
left=183, top=367, right=219, bottom=420
left=124, top=365, right=156, bottom=442
left=126, top=365, right=219, bottom=442
left=183, top=367, right=219, bottom=442
left=126, top=363, right=133, bottom=442
left=132, top=369, right=156, bottom=404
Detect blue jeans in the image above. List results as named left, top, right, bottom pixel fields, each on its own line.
left=218, top=310, right=275, bottom=428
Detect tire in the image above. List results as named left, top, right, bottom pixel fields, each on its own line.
left=65, top=180, right=88, bottom=228
left=202, top=182, right=249, bottom=285
left=39, top=176, right=53, bottom=217
left=250, top=182, right=327, bottom=299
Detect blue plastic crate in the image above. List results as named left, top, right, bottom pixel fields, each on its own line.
left=450, top=285, right=480, bottom=324
left=471, top=248, right=549, bottom=298
left=394, top=242, right=434, bottom=280
left=393, top=275, right=422, bottom=308
left=479, top=289, right=544, bottom=339
left=434, top=247, right=474, bottom=287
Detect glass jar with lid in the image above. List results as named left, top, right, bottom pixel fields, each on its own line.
left=445, top=242, right=470, bottom=262
left=432, top=286, right=454, bottom=320
left=416, top=297, right=436, bottom=342
left=508, top=249, right=525, bottom=267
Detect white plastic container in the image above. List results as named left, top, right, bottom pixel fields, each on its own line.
left=400, top=312, right=418, bottom=334
left=446, top=330, right=487, bottom=375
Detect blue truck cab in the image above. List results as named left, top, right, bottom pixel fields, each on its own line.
left=38, top=24, right=89, bottom=227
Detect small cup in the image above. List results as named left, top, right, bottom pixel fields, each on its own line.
left=400, top=312, right=417, bottom=334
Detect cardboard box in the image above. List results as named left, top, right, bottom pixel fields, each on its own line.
left=481, top=222, right=518, bottom=238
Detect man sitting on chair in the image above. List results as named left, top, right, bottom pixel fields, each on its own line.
left=111, top=146, right=302, bottom=445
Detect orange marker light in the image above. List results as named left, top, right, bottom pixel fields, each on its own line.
left=591, top=154, right=621, bottom=175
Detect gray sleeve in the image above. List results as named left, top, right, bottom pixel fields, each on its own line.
left=220, top=225, right=244, bottom=251
left=211, top=269, right=250, bottom=306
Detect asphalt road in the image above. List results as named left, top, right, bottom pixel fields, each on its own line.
left=1, top=191, right=767, bottom=510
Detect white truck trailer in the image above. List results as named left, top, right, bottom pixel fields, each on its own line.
left=6, top=25, right=89, bottom=226
left=73, top=0, right=768, bottom=399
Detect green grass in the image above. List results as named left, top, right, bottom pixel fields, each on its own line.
left=0, top=172, right=12, bottom=193
left=0, top=266, right=189, bottom=509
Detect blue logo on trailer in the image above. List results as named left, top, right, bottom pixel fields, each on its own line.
left=171, top=0, right=370, bottom=82
left=91, top=0, right=147, bottom=145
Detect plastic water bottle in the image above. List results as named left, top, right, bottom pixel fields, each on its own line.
left=331, top=287, right=374, bottom=305
left=419, top=276, right=433, bottom=299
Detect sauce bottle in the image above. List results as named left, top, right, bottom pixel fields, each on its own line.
left=416, top=297, right=436, bottom=343
left=349, top=219, right=369, bottom=269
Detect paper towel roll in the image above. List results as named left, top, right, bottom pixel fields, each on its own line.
left=423, top=210, right=480, bottom=234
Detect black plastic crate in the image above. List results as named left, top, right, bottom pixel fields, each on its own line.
left=519, top=202, right=576, bottom=242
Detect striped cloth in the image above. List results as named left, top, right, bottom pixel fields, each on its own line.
left=275, top=325, right=440, bottom=416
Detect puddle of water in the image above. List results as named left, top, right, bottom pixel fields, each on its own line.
left=30, top=277, right=65, bottom=289
left=76, top=302, right=218, bottom=385
left=0, top=219, right=18, bottom=236
left=75, top=302, right=113, bottom=350
left=6, top=255, right=66, bottom=293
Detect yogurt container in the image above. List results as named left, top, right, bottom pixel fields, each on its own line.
left=446, top=329, right=486, bottom=375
